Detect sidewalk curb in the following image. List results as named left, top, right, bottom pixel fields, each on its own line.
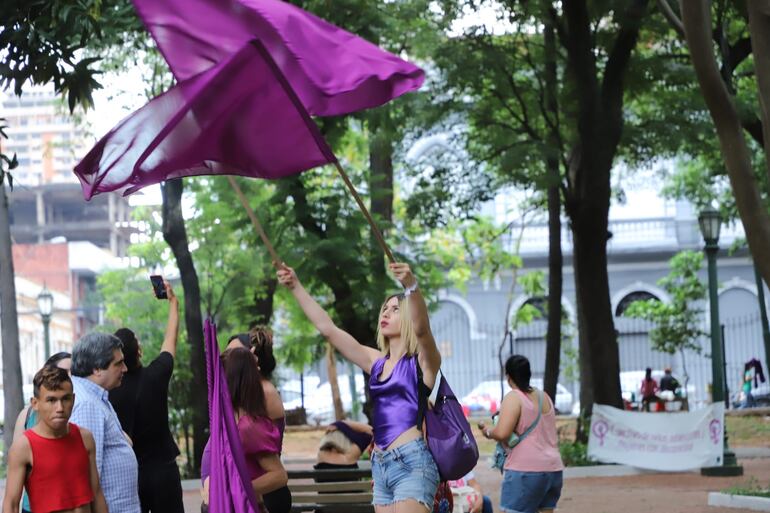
left=564, top=465, right=697, bottom=479
left=734, top=447, right=770, bottom=459
left=708, top=492, right=770, bottom=511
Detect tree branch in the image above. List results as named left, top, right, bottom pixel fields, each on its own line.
left=601, top=0, right=650, bottom=134
left=657, top=0, right=685, bottom=37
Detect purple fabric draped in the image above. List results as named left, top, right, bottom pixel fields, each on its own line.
left=74, top=41, right=334, bottom=199
left=204, top=318, right=261, bottom=513
left=130, top=0, right=424, bottom=116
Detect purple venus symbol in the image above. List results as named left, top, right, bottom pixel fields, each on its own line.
left=593, top=420, right=610, bottom=446
left=709, top=419, right=722, bottom=445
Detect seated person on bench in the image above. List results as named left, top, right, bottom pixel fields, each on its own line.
left=315, top=420, right=373, bottom=474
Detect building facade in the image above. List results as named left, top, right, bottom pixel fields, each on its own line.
left=13, top=242, right=116, bottom=340
left=0, top=276, right=75, bottom=420
left=1, top=87, right=135, bottom=256
left=431, top=204, right=769, bottom=411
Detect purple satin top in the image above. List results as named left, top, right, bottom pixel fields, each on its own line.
left=369, top=355, right=420, bottom=448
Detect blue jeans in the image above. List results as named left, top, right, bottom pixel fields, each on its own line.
left=500, top=470, right=563, bottom=513
left=371, top=438, right=440, bottom=509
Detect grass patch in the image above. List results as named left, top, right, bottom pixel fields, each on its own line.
left=726, top=416, right=770, bottom=446
left=723, top=477, right=770, bottom=498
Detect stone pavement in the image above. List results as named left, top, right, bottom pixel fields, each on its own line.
left=177, top=454, right=770, bottom=512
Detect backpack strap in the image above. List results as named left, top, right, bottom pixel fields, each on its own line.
left=415, top=357, right=432, bottom=432
left=24, top=405, right=34, bottom=429
left=509, top=389, right=543, bottom=447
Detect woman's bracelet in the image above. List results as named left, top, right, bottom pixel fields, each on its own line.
left=403, top=280, right=418, bottom=297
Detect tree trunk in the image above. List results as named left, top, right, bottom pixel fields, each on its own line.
left=0, top=182, right=23, bottom=465
left=251, top=276, right=277, bottom=326
left=562, top=0, right=648, bottom=425
left=543, top=8, right=563, bottom=405
left=572, top=209, right=623, bottom=409
left=680, top=1, right=770, bottom=289
left=161, top=179, right=207, bottom=475
left=326, top=343, right=345, bottom=421
left=747, top=1, right=770, bottom=171
left=574, top=285, right=592, bottom=443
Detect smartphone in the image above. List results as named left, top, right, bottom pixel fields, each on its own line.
left=150, top=275, right=167, bottom=299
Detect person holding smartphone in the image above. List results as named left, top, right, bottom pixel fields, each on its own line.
left=108, top=279, right=183, bottom=513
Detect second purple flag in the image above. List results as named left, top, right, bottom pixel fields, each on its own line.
left=131, top=0, right=425, bottom=116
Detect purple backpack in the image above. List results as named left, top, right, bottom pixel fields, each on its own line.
left=417, top=365, right=479, bottom=481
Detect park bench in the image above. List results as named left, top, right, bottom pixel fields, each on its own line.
left=288, top=466, right=374, bottom=513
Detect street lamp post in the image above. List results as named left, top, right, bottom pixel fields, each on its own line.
left=697, top=208, right=742, bottom=476
left=37, top=285, right=54, bottom=361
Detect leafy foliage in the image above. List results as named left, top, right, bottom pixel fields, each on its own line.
left=0, top=0, right=141, bottom=112
left=0, top=119, right=18, bottom=189
left=558, top=440, right=595, bottom=467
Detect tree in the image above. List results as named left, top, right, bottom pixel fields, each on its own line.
left=0, top=121, right=22, bottom=463
left=435, top=1, right=659, bottom=425
left=626, top=251, right=706, bottom=393
left=678, top=1, right=770, bottom=289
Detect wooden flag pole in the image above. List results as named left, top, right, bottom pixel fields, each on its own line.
left=226, top=176, right=282, bottom=267
left=331, top=160, right=395, bottom=263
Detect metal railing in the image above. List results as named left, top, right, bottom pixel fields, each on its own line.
left=501, top=217, right=747, bottom=256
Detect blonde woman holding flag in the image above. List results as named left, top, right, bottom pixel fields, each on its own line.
left=278, top=262, right=441, bottom=513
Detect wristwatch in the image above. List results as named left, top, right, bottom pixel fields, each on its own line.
left=404, top=280, right=418, bottom=297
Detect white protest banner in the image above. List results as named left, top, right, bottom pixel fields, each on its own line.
left=587, top=403, right=724, bottom=471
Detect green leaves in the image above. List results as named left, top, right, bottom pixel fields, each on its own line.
left=625, top=250, right=706, bottom=356
left=1, top=0, right=138, bottom=112
left=0, top=118, right=17, bottom=189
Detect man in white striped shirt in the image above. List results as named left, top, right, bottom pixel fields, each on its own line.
left=70, top=332, right=140, bottom=513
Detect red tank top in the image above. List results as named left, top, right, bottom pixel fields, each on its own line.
left=25, top=423, right=94, bottom=513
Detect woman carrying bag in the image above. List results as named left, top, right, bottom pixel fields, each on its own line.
left=478, top=355, right=564, bottom=513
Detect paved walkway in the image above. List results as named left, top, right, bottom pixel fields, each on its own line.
left=6, top=452, right=770, bottom=512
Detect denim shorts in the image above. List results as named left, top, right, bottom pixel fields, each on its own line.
left=371, top=438, right=440, bottom=509
left=500, top=469, right=563, bottom=513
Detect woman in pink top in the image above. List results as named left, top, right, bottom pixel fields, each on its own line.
left=478, top=355, right=564, bottom=513
left=201, top=348, right=289, bottom=513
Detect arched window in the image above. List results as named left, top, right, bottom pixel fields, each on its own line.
left=615, top=291, right=660, bottom=317
left=520, top=296, right=548, bottom=320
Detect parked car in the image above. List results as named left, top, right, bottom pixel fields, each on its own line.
left=460, top=379, right=574, bottom=416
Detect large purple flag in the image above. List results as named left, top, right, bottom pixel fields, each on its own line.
left=131, top=0, right=424, bottom=116
left=74, top=41, right=334, bottom=198
left=204, top=318, right=261, bottom=513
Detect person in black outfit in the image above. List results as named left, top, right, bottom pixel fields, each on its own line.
left=659, top=367, right=680, bottom=393
left=109, top=280, right=183, bottom=513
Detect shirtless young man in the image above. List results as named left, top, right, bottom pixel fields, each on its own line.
left=2, top=367, right=108, bottom=513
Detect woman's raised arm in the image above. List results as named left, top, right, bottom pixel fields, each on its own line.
left=389, top=263, right=441, bottom=387
left=278, top=265, right=380, bottom=373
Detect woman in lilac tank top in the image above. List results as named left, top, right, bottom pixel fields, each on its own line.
left=278, top=262, right=442, bottom=513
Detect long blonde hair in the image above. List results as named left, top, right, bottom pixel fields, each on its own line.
left=375, top=293, right=418, bottom=356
